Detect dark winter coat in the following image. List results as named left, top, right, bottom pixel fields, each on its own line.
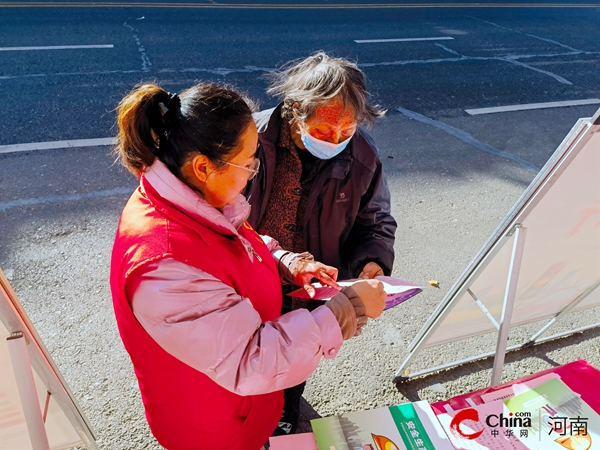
left=245, top=105, right=397, bottom=279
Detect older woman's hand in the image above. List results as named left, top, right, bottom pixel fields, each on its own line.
left=358, top=261, right=384, bottom=279
left=293, top=259, right=340, bottom=298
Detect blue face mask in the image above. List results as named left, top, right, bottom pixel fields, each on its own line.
left=300, top=130, right=352, bottom=160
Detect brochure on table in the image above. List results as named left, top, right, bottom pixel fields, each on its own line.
left=435, top=377, right=600, bottom=450
left=310, top=400, right=453, bottom=450
left=506, top=378, right=600, bottom=450
left=275, top=365, right=600, bottom=450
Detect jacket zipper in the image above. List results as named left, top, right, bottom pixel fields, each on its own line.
left=250, top=247, right=262, bottom=262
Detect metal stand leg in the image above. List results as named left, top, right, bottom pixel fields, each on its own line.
left=523, top=279, right=600, bottom=347
left=7, top=332, right=51, bottom=450
left=491, top=225, right=527, bottom=386
left=393, top=350, right=420, bottom=383
left=467, top=289, right=500, bottom=330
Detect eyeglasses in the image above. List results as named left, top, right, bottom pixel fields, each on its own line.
left=217, top=157, right=260, bottom=180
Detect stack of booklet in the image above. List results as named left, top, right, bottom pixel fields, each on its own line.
left=311, top=400, right=454, bottom=450
left=309, top=375, right=600, bottom=450
left=435, top=375, right=600, bottom=450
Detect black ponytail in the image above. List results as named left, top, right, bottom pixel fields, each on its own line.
left=114, top=83, right=255, bottom=178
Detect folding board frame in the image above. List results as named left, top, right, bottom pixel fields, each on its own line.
left=0, top=269, right=98, bottom=449
left=393, top=108, right=600, bottom=386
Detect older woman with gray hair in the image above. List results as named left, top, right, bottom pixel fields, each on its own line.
left=245, top=52, right=397, bottom=436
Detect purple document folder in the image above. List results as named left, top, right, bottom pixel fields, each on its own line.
left=288, top=276, right=422, bottom=310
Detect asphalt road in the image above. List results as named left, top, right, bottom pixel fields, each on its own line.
left=0, top=2, right=599, bottom=448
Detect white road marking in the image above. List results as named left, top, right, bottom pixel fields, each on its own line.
left=0, top=44, right=113, bottom=51
left=1, top=2, right=598, bottom=9
left=1, top=46, right=597, bottom=82
left=500, top=57, right=572, bottom=85
left=467, top=16, right=585, bottom=53
left=397, top=107, right=539, bottom=173
left=432, top=42, right=573, bottom=85
left=355, top=37, right=454, bottom=43
left=0, top=187, right=135, bottom=212
left=0, top=138, right=116, bottom=155
left=124, top=20, right=151, bottom=71
left=466, top=99, right=600, bottom=115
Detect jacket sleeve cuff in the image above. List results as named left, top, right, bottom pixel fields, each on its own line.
left=324, top=288, right=361, bottom=340
left=272, top=250, right=314, bottom=284
left=343, top=286, right=368, bottom=337
left=311, top=305, right=343, bottom=359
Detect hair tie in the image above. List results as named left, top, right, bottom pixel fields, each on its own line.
left=158, top=92, right=181, bottom=141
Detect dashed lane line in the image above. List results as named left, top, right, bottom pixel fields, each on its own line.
left=466, top=99, right=600, bottom=115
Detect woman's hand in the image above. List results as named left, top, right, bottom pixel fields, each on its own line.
left=293, top=259, right=340, bottom=298
left=358, top=261, right=384, bottom=279
left=349, top=279, right=386, bottom=318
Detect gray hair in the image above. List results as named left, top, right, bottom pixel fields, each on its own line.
left=268, top=52, right=386, bottom=127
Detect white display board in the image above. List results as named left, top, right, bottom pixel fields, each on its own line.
left=0, top=269, right=98, bottom=450
left=394, top=108, right=600, bottom=385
